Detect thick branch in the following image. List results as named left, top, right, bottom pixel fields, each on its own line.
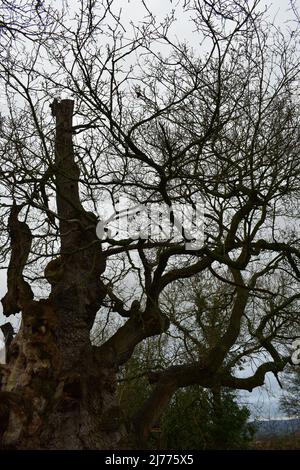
left=132, top=354, right=289, bottom=444
left=220, top=358, right=289, bottom=392
left=1, top=203, right=33, bottom=316
left=132, top=362, right=214, bottom=445
left=133, top=380, right=176, bottom=446
left=54, top=99, right=82, bottom=252
left=207, top=270, right=249, bottom=370
left=95, top=306, right=169, bottom=367
left=52, top=99, right=100, bottom=255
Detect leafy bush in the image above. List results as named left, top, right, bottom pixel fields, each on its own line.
left=159, top=386, right=255, bottom=450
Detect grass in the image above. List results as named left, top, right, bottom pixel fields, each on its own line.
left=251, top=432, right=300, bottom=450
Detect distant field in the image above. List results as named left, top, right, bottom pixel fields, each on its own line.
left=251, top=433, right=300, bottom=450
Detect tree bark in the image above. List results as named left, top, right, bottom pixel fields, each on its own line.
left=0, top=100, right=129, bottom=449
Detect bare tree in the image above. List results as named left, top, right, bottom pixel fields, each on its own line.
left=0, top=0, right=300, bottom=449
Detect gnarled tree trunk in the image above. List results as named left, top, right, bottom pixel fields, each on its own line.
left=0, top=100, right=131, bottom=449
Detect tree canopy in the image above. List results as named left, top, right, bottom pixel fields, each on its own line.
left=0, top=0, right=300, bottom=449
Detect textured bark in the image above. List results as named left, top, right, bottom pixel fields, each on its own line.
left=0, top=100, right=129, bottom=449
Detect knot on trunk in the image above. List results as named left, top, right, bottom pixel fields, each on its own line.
left=44, top=257, right=64, bottom=285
